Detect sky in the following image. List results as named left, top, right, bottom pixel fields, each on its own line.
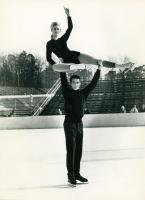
left=0, top=0, right=145, bottom=65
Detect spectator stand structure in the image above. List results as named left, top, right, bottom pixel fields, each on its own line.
left=39, top=78, right=145, bottom=115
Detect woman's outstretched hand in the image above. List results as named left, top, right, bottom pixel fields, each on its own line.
left=64, top=6, right=70, bottom=17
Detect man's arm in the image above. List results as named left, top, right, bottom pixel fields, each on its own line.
left=82, top=69, right=101, bottom=98
left=60, top=72, right=69, bottom=97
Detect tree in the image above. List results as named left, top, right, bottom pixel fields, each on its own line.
left=16, top=51, right=44, bottom=87
left=7, top=54, right=18, bottom=86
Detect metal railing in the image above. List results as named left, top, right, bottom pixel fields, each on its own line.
left=32, top=78, right=61, bottom=116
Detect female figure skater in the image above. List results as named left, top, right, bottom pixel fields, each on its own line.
left=46, top=7, right=128, bottom=70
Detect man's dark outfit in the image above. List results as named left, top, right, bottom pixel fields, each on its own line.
left=60, top=69, right=100, bottom=182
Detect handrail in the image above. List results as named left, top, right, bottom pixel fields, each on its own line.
left=32, top=78, right=61, bottom=116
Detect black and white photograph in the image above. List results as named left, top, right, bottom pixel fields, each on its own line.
left=0, top=0, right=145, bottom=199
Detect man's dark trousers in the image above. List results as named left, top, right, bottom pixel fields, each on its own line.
left=63, top=120, right=83, bottom=178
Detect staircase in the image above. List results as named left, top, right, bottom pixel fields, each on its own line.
left=32, top=79, right=61, bottom=116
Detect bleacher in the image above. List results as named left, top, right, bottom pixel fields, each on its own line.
left=0, top=86, right=49, bottom=117
left=1, top=79, right=145, bottom=117
left=0, top=86, right=46, bottom=96
left=40, top=79, right=145, bottom=115
left=0, top=97, right=44, bottom=117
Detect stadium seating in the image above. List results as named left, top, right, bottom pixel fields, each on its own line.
left=0, top=86, right=46, bottom=96
left=40, top=79, right=145, bottom=115
left=0, top=86, right=51, bottom=116
left=0, top=97, right=43, bottom=117
left=0, top=79, right=145, bottom=117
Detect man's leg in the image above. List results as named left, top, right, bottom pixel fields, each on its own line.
left=64, top=122, right=77, bottom=184
left=74, top=121, right=83, bottom=176
left=74, top=121, right=88, bottom=183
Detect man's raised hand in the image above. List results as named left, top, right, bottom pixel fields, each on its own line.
left=98, top=60, right=103, bottom=70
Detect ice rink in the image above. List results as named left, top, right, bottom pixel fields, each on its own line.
left=0, top=127, right=145, bottom=200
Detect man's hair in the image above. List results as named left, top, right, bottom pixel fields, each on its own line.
left=70, top=75, right=80, bottom=82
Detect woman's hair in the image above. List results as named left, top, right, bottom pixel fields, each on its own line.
left=50, top=22, right=61, bottom=31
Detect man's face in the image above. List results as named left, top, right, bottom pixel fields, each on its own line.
left=70, top=78, right=81, bottom=90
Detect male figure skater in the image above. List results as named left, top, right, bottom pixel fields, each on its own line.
left=60, top=63, right=102, bottom=186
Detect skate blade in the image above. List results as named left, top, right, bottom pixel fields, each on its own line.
left=68, top=183, right=77, bottom=187
left=70, top=64, right=86, bottom=71
left=76, top=181, right=89, bottom=185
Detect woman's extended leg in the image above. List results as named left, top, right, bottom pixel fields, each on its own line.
left=78, top=53, right=100, bottom=65
left=78, top=53, right=116, bottom=68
